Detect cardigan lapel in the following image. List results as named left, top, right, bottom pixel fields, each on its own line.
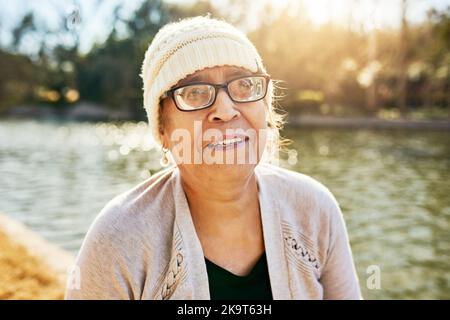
left=255, top=165, right=292, bottom=299
left=172, top=167, right=211, bottom=299
left=171, top=165, right=291, bottom=300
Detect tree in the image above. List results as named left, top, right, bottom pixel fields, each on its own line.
left=398, top=0, right=409, bottom=118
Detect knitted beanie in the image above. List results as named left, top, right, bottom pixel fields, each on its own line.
left=141, top=15, right=272, bottom=146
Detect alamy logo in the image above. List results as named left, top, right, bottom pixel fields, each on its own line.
left=366, top=265, right=381, bottom=290
left=66, top=265, right=81, bottom=290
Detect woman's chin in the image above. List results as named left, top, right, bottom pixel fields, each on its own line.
left=200, top=162, right=257, bottom=181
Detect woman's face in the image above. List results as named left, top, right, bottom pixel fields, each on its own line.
left=160, top=65, right=268, bottom=179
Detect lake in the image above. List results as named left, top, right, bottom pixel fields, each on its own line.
left=0, top=119, right=449, bottom=299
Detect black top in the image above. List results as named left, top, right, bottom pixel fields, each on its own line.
left=205, top=252, right=273, bottom=300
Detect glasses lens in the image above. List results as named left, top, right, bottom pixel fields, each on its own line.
left=174, top=84, right=214, bottom=110
left=228, top=76, right=267, bottom=102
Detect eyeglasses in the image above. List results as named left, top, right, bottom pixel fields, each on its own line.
left=160, top=74, right=270, bottom=112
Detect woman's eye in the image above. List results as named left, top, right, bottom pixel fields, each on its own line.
left=186, top=87, right=206, bottom=98
left=236, top=79, right=255, bottom=93
left=186, top=88, right=201, bottom=96
left=189, top=89, right=199, bottom=96
left=239, top=79, right=252, bottom=89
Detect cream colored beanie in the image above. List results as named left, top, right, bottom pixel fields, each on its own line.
left=141, top=15, right=272, bottom=146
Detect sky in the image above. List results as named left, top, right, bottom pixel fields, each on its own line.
left=0, top=0, right=449, bottom=54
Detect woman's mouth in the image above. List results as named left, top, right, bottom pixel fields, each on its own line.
left=206, top=135, right=249, bottom=151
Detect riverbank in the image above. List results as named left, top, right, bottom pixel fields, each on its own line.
left=2, top=105, right=450, bottom=130
left=288, top=115, right=450, bottom=130
left=0, top=103, right=135, bottom=122
left=0, top=213, right=74, bottom=299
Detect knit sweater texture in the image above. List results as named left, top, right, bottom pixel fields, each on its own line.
left=65, top=163, right=362, bottom=300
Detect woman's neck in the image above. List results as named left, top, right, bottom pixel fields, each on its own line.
left=179, top=167, right=261, bottom=238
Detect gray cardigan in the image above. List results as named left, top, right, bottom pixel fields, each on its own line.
left=65, top=163, right=362, bottom=300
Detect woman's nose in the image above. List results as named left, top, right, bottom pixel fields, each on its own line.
left=207, top=89, right=240, bottom=122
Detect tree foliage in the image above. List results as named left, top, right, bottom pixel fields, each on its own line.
left=0, top=1, right=449, bottom=119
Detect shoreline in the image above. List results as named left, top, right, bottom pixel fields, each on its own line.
left=0, top=213, right=74, bottom=300
left=288, top=115, right=450, bottom=130
left=2, top=114, right=450, bottom=130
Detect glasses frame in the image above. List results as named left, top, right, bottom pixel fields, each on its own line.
left=160, top=74, right=271, bottom=112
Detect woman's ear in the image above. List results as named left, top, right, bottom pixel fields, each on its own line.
left=160, top=127, right=172, bottom=151
left=159, top=130, right=167, bottom=149
left=158, top=100, right=167, bottom=146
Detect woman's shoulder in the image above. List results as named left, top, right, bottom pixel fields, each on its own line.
left=256, top=162, right=338, bottom=208
left=68, top=166, right=179, bottom=299
left=256, top=163, right=348, bottom=275
left=256, top=162, right=344, bottom=237
left=85, top=165, right=178, bottom=243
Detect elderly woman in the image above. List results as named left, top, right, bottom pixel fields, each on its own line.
left=65, top=16, right=361, bottom=300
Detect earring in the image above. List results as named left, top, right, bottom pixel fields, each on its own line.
left=160, top=147, right=170, bottom=167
